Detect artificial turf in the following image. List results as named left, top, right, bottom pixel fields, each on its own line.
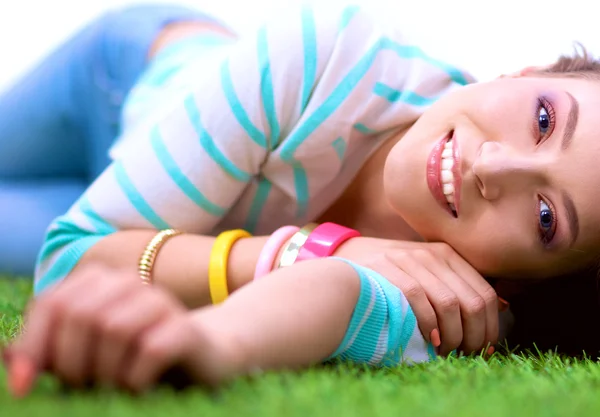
left=0, top=277, right=599, bottom=417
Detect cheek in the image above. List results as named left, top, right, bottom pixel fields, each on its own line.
left=443, top=206, right=532, bottom=275
left=458, top=83, right=533, bottom=142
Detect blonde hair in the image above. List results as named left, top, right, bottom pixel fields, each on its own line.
left=538, top=44, right=600, bottom=79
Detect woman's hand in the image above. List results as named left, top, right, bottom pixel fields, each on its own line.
left=335, top=238, right=499, bottom=355
left=3, top=267, right=233, bottom=396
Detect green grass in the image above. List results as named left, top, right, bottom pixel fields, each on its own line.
left=1, top=277, right=600, bottom=417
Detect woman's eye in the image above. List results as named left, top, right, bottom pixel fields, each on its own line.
left=535, top=98, right=555, bottom=144
left=538, top=199, right=556, bottom=244
left=538, top=106, right=550, bottom=135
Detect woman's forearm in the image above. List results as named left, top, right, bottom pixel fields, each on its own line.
left=189, top=258, right=361, bottom=375
left=75, top=231, right=269, bottom=308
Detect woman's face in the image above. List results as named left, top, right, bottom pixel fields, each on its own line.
left=384, top=75, right=600, bottom=279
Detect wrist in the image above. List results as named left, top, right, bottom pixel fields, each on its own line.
left=330, top=236, right=368, bottom=259
left=227, top=236, right=269, bottom=293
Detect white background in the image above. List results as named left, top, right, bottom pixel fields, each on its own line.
left=0, top=0, right=598, bottom=91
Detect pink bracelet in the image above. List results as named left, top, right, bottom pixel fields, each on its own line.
left=253, top=226, right=300, bottom=280
left=296, top=222, right=361, bottom=262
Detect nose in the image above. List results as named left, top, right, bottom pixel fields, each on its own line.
left=472, top=141, right=545, bottom=200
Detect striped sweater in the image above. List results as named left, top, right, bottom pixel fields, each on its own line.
left=35, top=3, right=474, bottom=365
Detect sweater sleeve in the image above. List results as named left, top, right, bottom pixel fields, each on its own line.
left=33, top=4, right=347, bottom=294
left=328, top=258, right=437, bottom=366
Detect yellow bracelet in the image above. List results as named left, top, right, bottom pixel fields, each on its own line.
left=277, top=223, right=318, bottom=269
left=209, top=229, right=252, bottom=304
left=139, top=229, right=183, bottom=285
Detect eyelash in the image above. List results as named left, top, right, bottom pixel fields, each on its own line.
left=535, top=97, right=556, bottom=144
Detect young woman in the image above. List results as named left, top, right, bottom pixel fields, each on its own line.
left=4, top=3, right=600, bottom=396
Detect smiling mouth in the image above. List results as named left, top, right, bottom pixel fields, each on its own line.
left=426, top=130, right=461, bottom=218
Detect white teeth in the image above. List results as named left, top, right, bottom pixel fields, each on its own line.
left=439, top=138, right=457, bottom=215
left=443, top=183, right=454, bottom=196
left=441, top=169, right=453, bottom=183
left=441, top=158, right=454, bottom=170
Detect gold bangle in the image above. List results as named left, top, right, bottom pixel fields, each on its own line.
left=277, top=223, right=318, bottom=269
left=139, top=229, right=183, bottom=285
left=209, top=229, right=252, bottom=304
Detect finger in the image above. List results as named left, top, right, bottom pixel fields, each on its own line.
left=424, top=261, right=487, bottom=354
left=6, top=353, right=37, bottom=398
left=365, top=255, right=439, bottom=345
left=10, top=293, right=61, bottom=374
left=94, top=289, right=183, bottom=386
left=446, top=257, right=499, bottom=348
left=123, top=318, right=190, bottom=393
left=11, top=267, right=123, bottom=371
left=393, top=252, right=463, bottom=355
left=51, top=276, right=138, bottom=386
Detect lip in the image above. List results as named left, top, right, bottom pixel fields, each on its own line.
left=426, top=131, right=461, bottom=217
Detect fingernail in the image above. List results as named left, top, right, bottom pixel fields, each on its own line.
left=430, top=329, right=441, bottom=348
left=487, top=346, right=495, bottom=356
left=8, top=354, right=37, bottom=398
left=498, top=297, right=510, bottom=312
left=1, top=347, right=12, bottom=365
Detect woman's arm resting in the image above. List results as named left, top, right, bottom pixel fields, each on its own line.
left=5, top=257, right=434, bottom=394
left=187, top=257, right=433, bottom=380
left=77, top=232, right=268, bottom=308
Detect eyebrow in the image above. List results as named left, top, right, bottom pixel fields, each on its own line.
left=562, top=190, right=579, bottom=247
left=559, top=92, right=580, bottom=247
left=561, top=92, right=579, bottom=150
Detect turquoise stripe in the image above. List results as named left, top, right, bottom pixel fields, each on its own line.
left=143, top=65, right=182, bottom=87
left=373, top=82, right=439, bottom=106
left=150, top=127, right=227, bottom=217
left=220, top=60, right=268, bottom=148
left=331, top=137, right=347, bottom=161
left=37, top=217, right=89, bottom=263
left=78, top=196, right=116, bottom=235
left=244, top=177, right=272, bottom=233
left=113, top=161, right=170, bottom=229
left=280, top=41, right=383, bottom=215
left=372, top=268, right=404, bottom=366
left=35, top=235, right=103, bottom=294
left=183, top=97, right=252, bottom=182
left=354, top=123, right=377, bottom=135
left=300, top=5, right=317, bottom=111
left=154, top=35, right=235, bottom=62
left=292, top=164, right=310, bottom=217
left=381, top=38, right=470, bottom=86
left=359, top=282, right=387, bottom=363
left=340, top=5, right=360, bottom=30
left=257, top=27, right=281, bottom=148
left=328, top=263, right=375, bottom=359
left=398, top=307, right=417, bottom=356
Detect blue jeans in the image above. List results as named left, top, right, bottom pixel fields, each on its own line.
left=0, top=4, right=221, bottom=275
